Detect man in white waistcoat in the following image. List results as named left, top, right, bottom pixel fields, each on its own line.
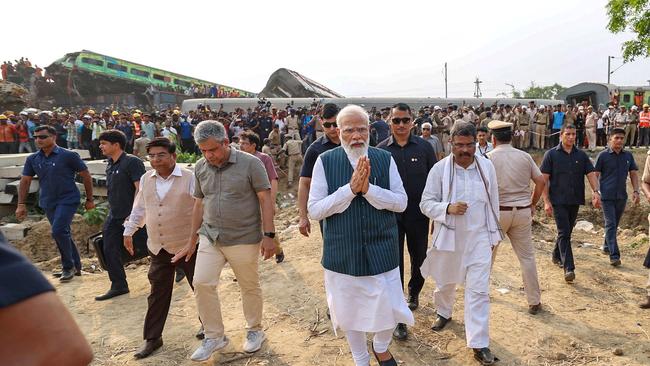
left=122, top=137, right=199, bottom=359
left=419, top=122, right=502, bottom=365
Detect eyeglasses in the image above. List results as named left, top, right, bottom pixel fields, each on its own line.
left=391, top=117, right=411, bottom=125
left=341, top=127, right=369, bottom=135
left=422, top=128, right=431, bottom=131
left=148, top=153, right=170, bottom=160
left=322, top=122, right=337, bottom=128
left=33, top=135, right=51, bottom=140
left=452, top=142, right=476, bottom=149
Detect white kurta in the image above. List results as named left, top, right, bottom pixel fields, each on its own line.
left=308, top=153, right=414, bottom=333
left=419, top=155, right=500, bottom=348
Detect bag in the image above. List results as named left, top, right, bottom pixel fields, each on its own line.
left=89, top=227, right=149, bottom=270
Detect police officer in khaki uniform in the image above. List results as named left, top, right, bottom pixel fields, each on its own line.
left=281, top=133, right=303, bottom=187
left=486, top=120, right=546, bottom=314
left=516, top=106, right=531, bottom=149
left=533, top=106, right=548, bottom=150
left=439, top=109, right=453, bottom=155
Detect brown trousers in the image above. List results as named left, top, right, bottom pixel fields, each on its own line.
left=143, top=249, right=197, bottom=340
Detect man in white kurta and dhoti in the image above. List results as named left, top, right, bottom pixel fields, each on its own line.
left=308, top=105, right=414, bottom=366
left=419, top=122, right=502, bottom=366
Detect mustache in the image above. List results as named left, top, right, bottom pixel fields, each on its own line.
left=459, top=152, right=472, bottom=157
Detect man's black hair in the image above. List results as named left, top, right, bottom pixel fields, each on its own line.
left=322, top=103, right=340, bottom=119
left=450, top=122, right=477, bottom=139
left=493, top=129, right=512, bottom=143
left=560, top=124, right=576, bottom=134
left=98, top=129, right=127, bottom=150
left=34, top=125, right=57, bottom=135
left=476, top=126, right=489, bottom=133
left=392, top=103, right=412, bottom=115
left=146, top=137, right=177, bottom=154
left=240, top=131, right=261, bottom=149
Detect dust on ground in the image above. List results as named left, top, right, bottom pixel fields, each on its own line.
left=11, top=151, right=650, bottom=365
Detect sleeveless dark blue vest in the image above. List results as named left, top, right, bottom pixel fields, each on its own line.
left=320, top=146, right=399, bottom=276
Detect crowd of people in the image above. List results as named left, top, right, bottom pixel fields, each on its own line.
left=3, top=98, right=650, bottom=366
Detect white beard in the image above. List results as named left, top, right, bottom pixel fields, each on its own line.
left=342, top=141, right=369, bottom=166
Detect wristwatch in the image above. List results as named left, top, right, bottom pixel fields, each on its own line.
left=263, top=232, right=276, bottom=239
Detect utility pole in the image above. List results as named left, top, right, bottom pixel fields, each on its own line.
left=473, top=77, right=482, bottom=98
left=607, top=56, right=613, bottom=84
left=444, top=62, right=448, bottom=98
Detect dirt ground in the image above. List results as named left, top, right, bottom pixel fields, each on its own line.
left=16, top=150, right=650, bottom=365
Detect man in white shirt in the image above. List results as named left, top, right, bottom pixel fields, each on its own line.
left=308, top=105, right=414, bottom=366
left=475, top=126, right=493, bottom=158
left=122, top=137, right=198, bottom=359
left=420, top=122, right=501, bottom=365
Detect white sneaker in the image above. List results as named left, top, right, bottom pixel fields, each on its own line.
left=242, top=330, right=265, bottom=353
left=190, top=336, right=229, bottom=362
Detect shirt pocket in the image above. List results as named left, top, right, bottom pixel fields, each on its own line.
left=408, top=152, right=429, bottom=175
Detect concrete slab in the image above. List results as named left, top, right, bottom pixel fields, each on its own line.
left=0, top=166, right=23, bottom=179
left=1, top=223, right=28, bottom=241
left=4, top=179, right=39, bottom=195
left=0, top=192, right=15, bottom=204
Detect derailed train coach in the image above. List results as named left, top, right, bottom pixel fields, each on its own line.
left=560, top=82, right=650, bottom=110
left=181, top=96, right=562, bottom=114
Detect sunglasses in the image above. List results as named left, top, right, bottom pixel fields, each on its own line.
left=422, top=128, right=431, bottom=131
left=391, top=117, right=411, bottom=125
left=322, top=122, right=337, bottom=128
left=33, top=135, right=51, bottom=140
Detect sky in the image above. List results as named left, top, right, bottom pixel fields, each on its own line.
left=3, top=0, right=649, bottom=98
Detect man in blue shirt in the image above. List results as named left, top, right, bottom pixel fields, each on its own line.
left=541, top=125, right=601, bottom=283
left=16, top=125, right=95, bottom=282
left=179, top=115, right=195, bottom=153
left=370, top=112, right=390, bottom=145
left=594, top=127, right=639, bottom=266
left=551, top=105, right=565, bottom=147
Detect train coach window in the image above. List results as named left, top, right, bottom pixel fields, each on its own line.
left=153, top=74, right=165, bottom=81
left=131, top=68, right=150, bottom=78
left=81, top=57, right=104, bottom=67
left=107, top=63, right=128, bottom=72
left=174, top=79, right=191, bottom=87
left=623, top=94, right=631, bottom=103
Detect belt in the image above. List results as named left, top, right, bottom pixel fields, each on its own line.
left=499, top=205, right=531, bottom=211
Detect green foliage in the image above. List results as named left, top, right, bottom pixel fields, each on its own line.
left=607, top=0, right=650, bottom=61
left=82, top=204, right=109, bottom=226
left=523, top=82, right=567, bottom=99
left=176, top=152, right=201, bottom=164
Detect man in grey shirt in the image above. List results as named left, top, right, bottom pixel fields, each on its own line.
left=421, top=122, right=444, bottom=160
left=173, top=120, right=276, bottom=362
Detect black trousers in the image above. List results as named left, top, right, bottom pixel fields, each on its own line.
left=397, top=218, right=429, bottom=297
left=103, top=216, right=129, bottom=290
left=552, top=204, right=579, bottom=271
left=144, top=249, right=197, bottom=340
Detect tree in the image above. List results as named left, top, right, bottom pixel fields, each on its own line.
left=607, top=0, right=650, bottom=61
left=521, top=82, right=566, bottom=99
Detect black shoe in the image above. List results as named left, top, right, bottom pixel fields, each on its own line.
left=564, top=270, right=575, bottom=283
left=431, top=314, right=451, bottom=331
left=528, top=303, right=542, bottom=315
left=95, top=288, right=129, bottom=301
left=371, top=343, right=398, bottom=366
left=407, top=294, right=419, bottom=310
left=175, top=268, right=186, bottom=283
left=275, top=250, right=285, bottom=264
left=195, top=326, right=205, bottom=340
left=473, top=347, right=496, bottom=365
left=59, top=269, right=75, bottom=282
left=53, top=268, right=81, bottom=278
left=392, top=323, right=407, bottom=341
left=551, top=256, right=562, bottom=267
left=610, top=259, right=621, bottom=267
left=134, top=338, right=163, bottom=359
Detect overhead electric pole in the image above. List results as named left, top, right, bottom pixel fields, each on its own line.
left=473, top=77, right=482, bottom=98
left=444, top=62, right=448, bottom=98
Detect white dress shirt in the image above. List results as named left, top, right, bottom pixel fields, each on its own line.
left=123, top=165, right=194, bottom=236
